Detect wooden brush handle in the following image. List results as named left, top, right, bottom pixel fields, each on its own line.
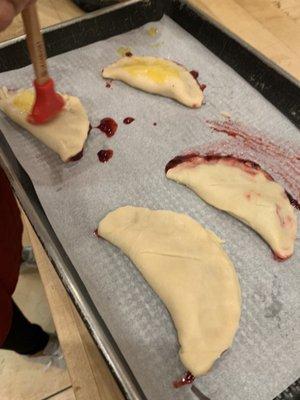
left=21, top=4, right=49, bottom=84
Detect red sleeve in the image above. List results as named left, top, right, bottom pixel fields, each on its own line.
left=0, top=167, right=23, bottom=345
left=0, top=282, right=13, bottom=345
left=0, top=167, right=22, bottom=294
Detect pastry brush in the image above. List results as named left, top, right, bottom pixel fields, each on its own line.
left=21, top=4, right=64, bottom=124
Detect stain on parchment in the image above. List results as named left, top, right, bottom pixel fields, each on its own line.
left=265, top=293, right=283, bottom=318
left=264, top=275, right=283, bottom=327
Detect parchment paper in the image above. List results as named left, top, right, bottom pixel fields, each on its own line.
left=0, top=16, right=299, bottom=400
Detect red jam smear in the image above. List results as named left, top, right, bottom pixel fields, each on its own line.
left=123, top=117, right=135, bottom=124
left=165, top=153, right=200, bottom=173
left=97, top=118, right=118, bottom=137
left=173, top=371, right=195, bottom=388
left=69, top=149, right=84, bottom=162
left=165, top=153, right=262, bottom=174
left=208, top=120, right=238, bottom=137
left=97, top=149, right=113, bottom=163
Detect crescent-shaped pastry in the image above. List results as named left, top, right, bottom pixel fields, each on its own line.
left=98, top=206, right=241, bottom=376
left=102, top=56, right=204, bottom=108
left=166, top=154, right=297, bottom=260
left=0, top=87, right=89, bottom=162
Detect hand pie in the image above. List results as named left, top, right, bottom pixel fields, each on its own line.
left=166, top=154, right=297, bottom=260
left=102, top=56, right=204, bottom=108
left=98, top=206, right=241, bottom=376
left=0, top=87, right=89, bottom=162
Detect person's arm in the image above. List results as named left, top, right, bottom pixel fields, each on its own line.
left=0, top=0, right=35, bottom=31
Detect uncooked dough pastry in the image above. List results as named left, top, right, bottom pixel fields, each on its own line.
left=166, top=154, right=297, bottom=260
left=102, top=56, right=204, bottom=108
left=98, top=206, right=241, bottom=376
left=0, top=87, right=89, bottom=162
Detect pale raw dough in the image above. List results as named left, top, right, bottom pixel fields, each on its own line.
left=0, top=87, right=89, bottom=162
left=102, top=56, right=203, bottom=108
left=166, top=156, right=297, bottom=259
left=98, top=206, right=241, bottom=376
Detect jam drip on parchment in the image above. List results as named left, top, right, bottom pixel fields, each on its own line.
left=173, top=371, right=195, bottom=388
left=97, top=118, right=118, bottom=137
left=97, top=149, right=113, bottom=163
left=69, top=120, right=117, bottom=163
left=123, top=117, right=135, bottom=124
left=190, top=70, right=199, bottom=79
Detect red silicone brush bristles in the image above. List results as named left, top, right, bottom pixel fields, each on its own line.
left=28, top=78, right=65, bottom=124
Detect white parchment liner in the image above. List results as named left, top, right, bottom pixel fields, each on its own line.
left=0, top=16, right=299, bottom=400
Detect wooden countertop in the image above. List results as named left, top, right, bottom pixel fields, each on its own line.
left=22, top=214, right=124, bottom=400
left=0, top=0, right=84, bottom=43
left=189, top=0, right=300, bottom=81
left=3, top=1, right=299, bottom=399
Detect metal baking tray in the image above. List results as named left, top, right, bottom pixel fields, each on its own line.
left=0, top=1, right=299, bottom=399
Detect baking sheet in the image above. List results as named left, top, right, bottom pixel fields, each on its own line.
left=0, top=16, right=299, bottom=400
